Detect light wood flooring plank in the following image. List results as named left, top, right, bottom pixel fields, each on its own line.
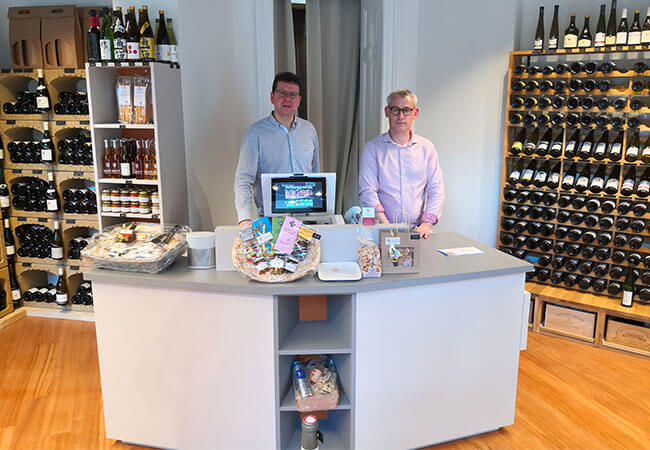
left=0, top=317, right=649, bottom=449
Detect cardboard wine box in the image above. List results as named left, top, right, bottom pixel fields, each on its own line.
left=41, top=5, right=84, bottom=69
left=8, top=6, right=44, bottom=69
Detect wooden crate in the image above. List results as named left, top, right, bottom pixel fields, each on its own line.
left=16, top=261, right=91, bottom=312
left=542, top=302, right=597, bottom=342
left=61, top=219, right=98, bottom=265
left=604, top=317, right=650, bottom=356
left=50, top=119, right=93, bottom=173
left=43, top=69, right=88, bottom=122
left=0, top=265, right=14, bottom=319
left=55, top=170, right=97, bottom=221
left=0, top=119, right=48, bottom=171
left=10, top=216, right=56, bottom=264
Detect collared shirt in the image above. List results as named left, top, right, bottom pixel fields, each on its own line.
left=359, top=132, right=445, bottom=225
left=234, top=113, right=319, bottom=222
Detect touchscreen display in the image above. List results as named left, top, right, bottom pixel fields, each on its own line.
left=271, top=177, right=327, bottom=214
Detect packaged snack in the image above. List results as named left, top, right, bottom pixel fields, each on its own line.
left=116, top=76, right=133, bottom=124
left=357, top=228, right=381, bottom=278
left=133, top=75, right=151, bottom=124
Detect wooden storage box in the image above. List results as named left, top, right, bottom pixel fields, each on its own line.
left=0, top=265, right=14, bottom=319
left=4, top=168, right=58, bottom=219
left=543, top=303, right=596, bottom=340
left=8, top=6, right=44, bottom=69
left=40, top=6, right=83, bottom=69
left=50, top=119, right=93, bottom=173
left=10, top=216, right=57, bottom=264
left=0, top=119, right=47, bottom=170
left=0, top=73, right=47, bottom=121
left=45, top=70, right=88, bottom=121
left=604, top=317, right=650, bottom=354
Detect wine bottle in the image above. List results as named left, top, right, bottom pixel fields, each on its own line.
left=112, top=7, right=127, bottom=61
left=589, top=164, right=606, bottom=193
left=630, top=97, right=643, bottom=110
left=578, top=129, right=594, bottom=159
left=8, top=261, right=21, bottom=307
left=508, top=159, right=524, bottom=184
left=55, top=267, right=68, bottom=306
left=520, top=160, right=537, bottom=186
left=604, top=166, right=620, bottom=195
left=637, top=167, right=650, bottom=198
left=34, top=69, right=51, bottom=113
left=596, top=247, right=612, bottom=261
left=586, top=198, right=601, bottom=211
left=45, top=172, right=60, bottom=212
left=99, top=8, right=114, bottom=61
left=564, top=128, right=579, bottom=157
left=536, top=128, right=552, bottom=155
left=625, top=130, right=640, bottom=162
left=608, top=131, right=623, bottom=161
left=565, top=258, right=580, bottom=272
left=503, top=204, right=516, bottom=216
left=593, top=129, right=609, bottom=160
left=617, top=8, right=629, bottom=45
left=596, top=98, right=610, bottom=110
left=618, top=200, right=632, bottom=214
left=139, top=6, right=155, bottom=61
left=167, top=18, right=178, bottom=63
left=542, top=5, right=558, bottom=50
left=511, top=96, right=524, bottom=108
left=595, top=4, right=607, bottom=46
left=40, top=121, right=54, bottom=162
left=632, top=79, right=645, bottom=92
left=549, top=131, right=563, bottom=156
left=581, top=97, right=594, bottom=110
left=156, top=10, right=171, bottom=62
left=88, top=10, right=101, bottom=63
left=561, top=163, right=577, bottom=190
left=606, top=0, right=618, bottom=45
left=534, top=6, right=545, bottom=50
left=523, top=128, right=539, bottom=155
left=564, top=273, right=579, bottom=287
left=575, top=165, right=591, bottom=192
left=642, top=7, right=650, bottom=44
left=551, top=271, right=565, bottom=285
left=622, top=268, right=636, bottom=307
left=543, top=192, right=558, bottom=206
left=564, top=14, right=579, bottom=48
left=583, top=230, right=597, bottom=243
left=628, top=9, right=642, bottom=45
left=572, top=196, right=586, bottom=209
left=631, top=219, right=645, bottom=232
left=579, top=15, right=593, bottom=47
left=51, top=220, right=63, bottom=260
left=3, top=218, right=15, bottom=257
left=629, top=236, right=643, bottom=250
left=533, top=160, right=550, bottom=187
left=126, top=6, right=141, bottom=61
left=539, top=96, right=552, bottom=109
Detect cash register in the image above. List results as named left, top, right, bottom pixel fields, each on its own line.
left=260, top=172, right=344, bottom=225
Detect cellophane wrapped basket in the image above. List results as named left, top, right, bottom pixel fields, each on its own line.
left=81, top=223, right=190, bottom=273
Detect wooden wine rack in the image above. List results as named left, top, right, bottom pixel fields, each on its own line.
left=499, top=49, right=650, bottom=358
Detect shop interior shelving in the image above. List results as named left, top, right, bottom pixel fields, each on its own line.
left=498, top=47, right=650, bottom=358
left=85, top=61, right=187, bottom=230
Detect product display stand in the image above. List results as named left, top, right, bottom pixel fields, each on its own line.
left=499, top=48, right=650, bottom=358
left=85, top=61, right=187, bottom=230
left=0, top=67, right=97, bottom=321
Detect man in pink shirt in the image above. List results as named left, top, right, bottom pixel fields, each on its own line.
left=359, top=89, right=445, bottom=238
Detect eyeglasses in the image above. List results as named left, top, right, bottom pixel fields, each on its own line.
left=275, top=90, right=301, bottom=99
left=388, top=106, right=415, bottom=116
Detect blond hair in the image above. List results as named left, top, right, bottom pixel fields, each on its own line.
left=386, top=89, right=418, bottom=107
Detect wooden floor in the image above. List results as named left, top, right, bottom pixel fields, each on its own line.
left=0, top=317, right=649, bottom=450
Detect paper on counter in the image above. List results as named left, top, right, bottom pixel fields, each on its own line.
left=438, top=247, right=484, bottom=256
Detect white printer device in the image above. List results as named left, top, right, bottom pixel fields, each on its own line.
left=260, top=172, right=344, bottom=225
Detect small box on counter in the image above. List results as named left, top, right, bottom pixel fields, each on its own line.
left=379, top=228, right=421, bottom=274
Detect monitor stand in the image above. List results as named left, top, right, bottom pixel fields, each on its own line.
left=293, top=214, right=345, bottom=225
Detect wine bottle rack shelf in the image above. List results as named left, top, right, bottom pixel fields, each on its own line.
left=499, top=51, right=650, bottom=357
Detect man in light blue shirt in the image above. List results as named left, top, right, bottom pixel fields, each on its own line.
left=234, top=72, right=319, bottom=226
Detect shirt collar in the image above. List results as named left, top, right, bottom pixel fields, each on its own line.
left=269, top=112, right=298, bottom=130
left=383, top=130, right=417, bottom=147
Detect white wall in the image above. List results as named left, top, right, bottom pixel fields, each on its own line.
left=178, top=0, right=273, bottom=230
left=406, top=0, right=518, bottom=246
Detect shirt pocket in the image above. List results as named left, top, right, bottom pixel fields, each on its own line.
left=292, top=135, right=316, bottom=170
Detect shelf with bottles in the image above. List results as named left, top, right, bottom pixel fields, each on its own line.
left=0, top=265, right=14, bottom=320
left=43, top=70, right=88, bottom=120
left=50, top=121, right=94, bottom=173
left=56, top=172, right=97, bottom=220
left=9, top=216, right=60, bottom=265
left=0, top=70, right=48, bottom=120
left=61, top=221, right=97, bottom=264
left=5, top=170, right=60, bottom=219
left=0, top=120, right=49, bottom=170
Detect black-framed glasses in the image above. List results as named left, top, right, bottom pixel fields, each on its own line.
left=389, top=106, right=415, bottom=116
left=275, top=90, right=301, bottom=99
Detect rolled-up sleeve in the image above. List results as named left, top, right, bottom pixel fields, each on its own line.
left=358, top=141, right=385, bottom=212
left=421, top=146, right=445, bottom=224
left=234, top=130, right=259, bottom=223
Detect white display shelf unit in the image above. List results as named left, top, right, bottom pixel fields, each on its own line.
left=275, top=295, right=354, bottom=449
left=85, top=62, right=187, bottom=231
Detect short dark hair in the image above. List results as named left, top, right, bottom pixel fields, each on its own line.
left=272, top=72, right=302, bottom=94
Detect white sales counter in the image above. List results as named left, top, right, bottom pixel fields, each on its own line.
left=87, top=231, right=531, bottom=449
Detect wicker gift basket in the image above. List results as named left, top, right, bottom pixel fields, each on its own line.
left=81, top=223, right=190, bottom=273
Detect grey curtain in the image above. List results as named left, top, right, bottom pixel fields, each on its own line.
left=306, top=0, right=361, bottom=214
left=274, top=0, right=296, bottom=73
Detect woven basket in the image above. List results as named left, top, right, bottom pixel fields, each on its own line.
left=231, top=237, right=321, bottom=283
